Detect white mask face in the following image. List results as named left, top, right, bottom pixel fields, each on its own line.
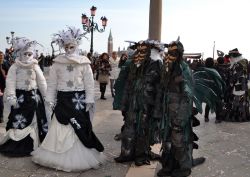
left=21, top=52, right=33, bottom=62
left=64, top=44, right=77, bottom=55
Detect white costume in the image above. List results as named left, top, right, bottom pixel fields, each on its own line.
left=109, top=57, right=120, bottom=80
left=5, top=60, right=46, bottom=97
left=32, top=27, right=105, bottom=172
left=0, top=37, right=48, bottom=157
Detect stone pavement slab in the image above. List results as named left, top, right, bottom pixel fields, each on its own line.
left=125, top=163, right=157, bottom=177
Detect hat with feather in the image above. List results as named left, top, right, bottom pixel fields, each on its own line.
left=52, top=26, right=86, bottom=48
left=228, top=48, right=242, bottom=58
left=12, top=37, right=42, bottom=57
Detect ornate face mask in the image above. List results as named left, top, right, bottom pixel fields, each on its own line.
left=164, top=37, right=184, bottom=65
left=165, top=45, right=179, bottom=63
left=0, top=53, right=4, bottom=64
left=21, top=51, right=33, bottom=62
left=163, top=44, right=180, bottom=72
left=133, top=43, right=148, bottom=66
left=64, top=43, right=77, bottom=55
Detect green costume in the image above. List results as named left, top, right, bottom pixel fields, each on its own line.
left=113, top=59, right=132, bottom=110
left=156, top=39, right=224, bottom=177
left=115, top=40, right=162, bottom=166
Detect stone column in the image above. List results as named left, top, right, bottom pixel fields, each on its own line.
left=148, top=0, right=162, bottom=41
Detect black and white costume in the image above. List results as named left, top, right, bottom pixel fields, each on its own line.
left=0, top=37, right=48, bottom=156
left=224, top=49, right=250, bottom=121
left=32, top=27, right=105, bottom=172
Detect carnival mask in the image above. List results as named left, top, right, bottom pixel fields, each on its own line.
left=165, top=44, right=179, bottom=63
left=21, top=51, right=33, bottom=63
left=163, top=47, right=179, bottom=72
left=0, top=53, right=4, bottom=64
left=64, top=43, right=77, bottom=55
left=133, top=43, right=148, bottom=66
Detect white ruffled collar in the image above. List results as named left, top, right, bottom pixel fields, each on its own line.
left=53, top=54, right=91, bottom=64
left=15, top=58, right=38, bottom=68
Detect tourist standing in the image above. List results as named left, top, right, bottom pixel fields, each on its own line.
left=97, top=53, right=111, bottom=100
left=109, top=51, right=120, bottom=97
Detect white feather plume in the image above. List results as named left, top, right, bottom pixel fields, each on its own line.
left=12, top=37, right=43, bottom=56
left=52, top=26, right=86, bottom=48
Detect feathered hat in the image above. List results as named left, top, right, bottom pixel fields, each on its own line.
left=228, top=48, right=242, bottom=58
left=52, top=26, right=86, bottom=48
left=12, top=37, right=42, bottom=56
left=168, top=36, right=184, bottom=53
left=126, top=39, right=166, bottom=52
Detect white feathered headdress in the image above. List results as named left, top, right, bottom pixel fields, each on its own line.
left=12, top=37, right=42, bottom=56
left=52, top=26, right=86, bottom=48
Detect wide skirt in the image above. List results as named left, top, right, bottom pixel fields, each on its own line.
left=32, top=117, right=106, bottom=172
left=0, top=114, right=39, bottom=157
left=0, top=89, right=47, bottom=157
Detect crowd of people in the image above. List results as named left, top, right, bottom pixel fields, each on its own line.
left=0, top=26, right=249, bottom=177
left=188, top=50, right=250, bottom=123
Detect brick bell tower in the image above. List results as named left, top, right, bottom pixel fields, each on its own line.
left=108, top=29, right=113, bottom=56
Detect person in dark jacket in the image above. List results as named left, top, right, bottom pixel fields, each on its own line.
left=113, top=52, right=131, bottom=141
left=203, top=57, right=224, bottom=123
left=204, top=57, right=214, bottom=122
left=97, top=53, right=111, bottom=100
left=215, top=56, right=231, bottom=116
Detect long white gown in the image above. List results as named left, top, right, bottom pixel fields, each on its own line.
left=32, top=117, right=105, bottom=172
left=32, top=54, right=106, bottom=172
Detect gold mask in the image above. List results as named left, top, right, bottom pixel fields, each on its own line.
left=0, top=53, right=4, bottom=64
left=133, top=43, right=148, bottom=64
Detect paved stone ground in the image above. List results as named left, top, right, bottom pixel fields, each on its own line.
left=191, top=115, right=250, bottom=177
left=1, top=82, right=250, bottom=177
left=154, top=110, right=250, bottom=177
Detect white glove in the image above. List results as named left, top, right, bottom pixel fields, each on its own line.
left=44, top=101, right=55, bottom=125
left=7, top=96, right=17, bottom=108
left=86, top=103, right=94, bottom=112
left=46, top=101, right=55, bottom=110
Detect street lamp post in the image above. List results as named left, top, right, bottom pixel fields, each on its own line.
left=6, top=31, right=15, bottom=46
left=6, top=31, right=15, bottom=62
left=81, top=6, right=108, bottom=56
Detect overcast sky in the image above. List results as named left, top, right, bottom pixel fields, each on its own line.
left=0, top=0, right=249, bottom=59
